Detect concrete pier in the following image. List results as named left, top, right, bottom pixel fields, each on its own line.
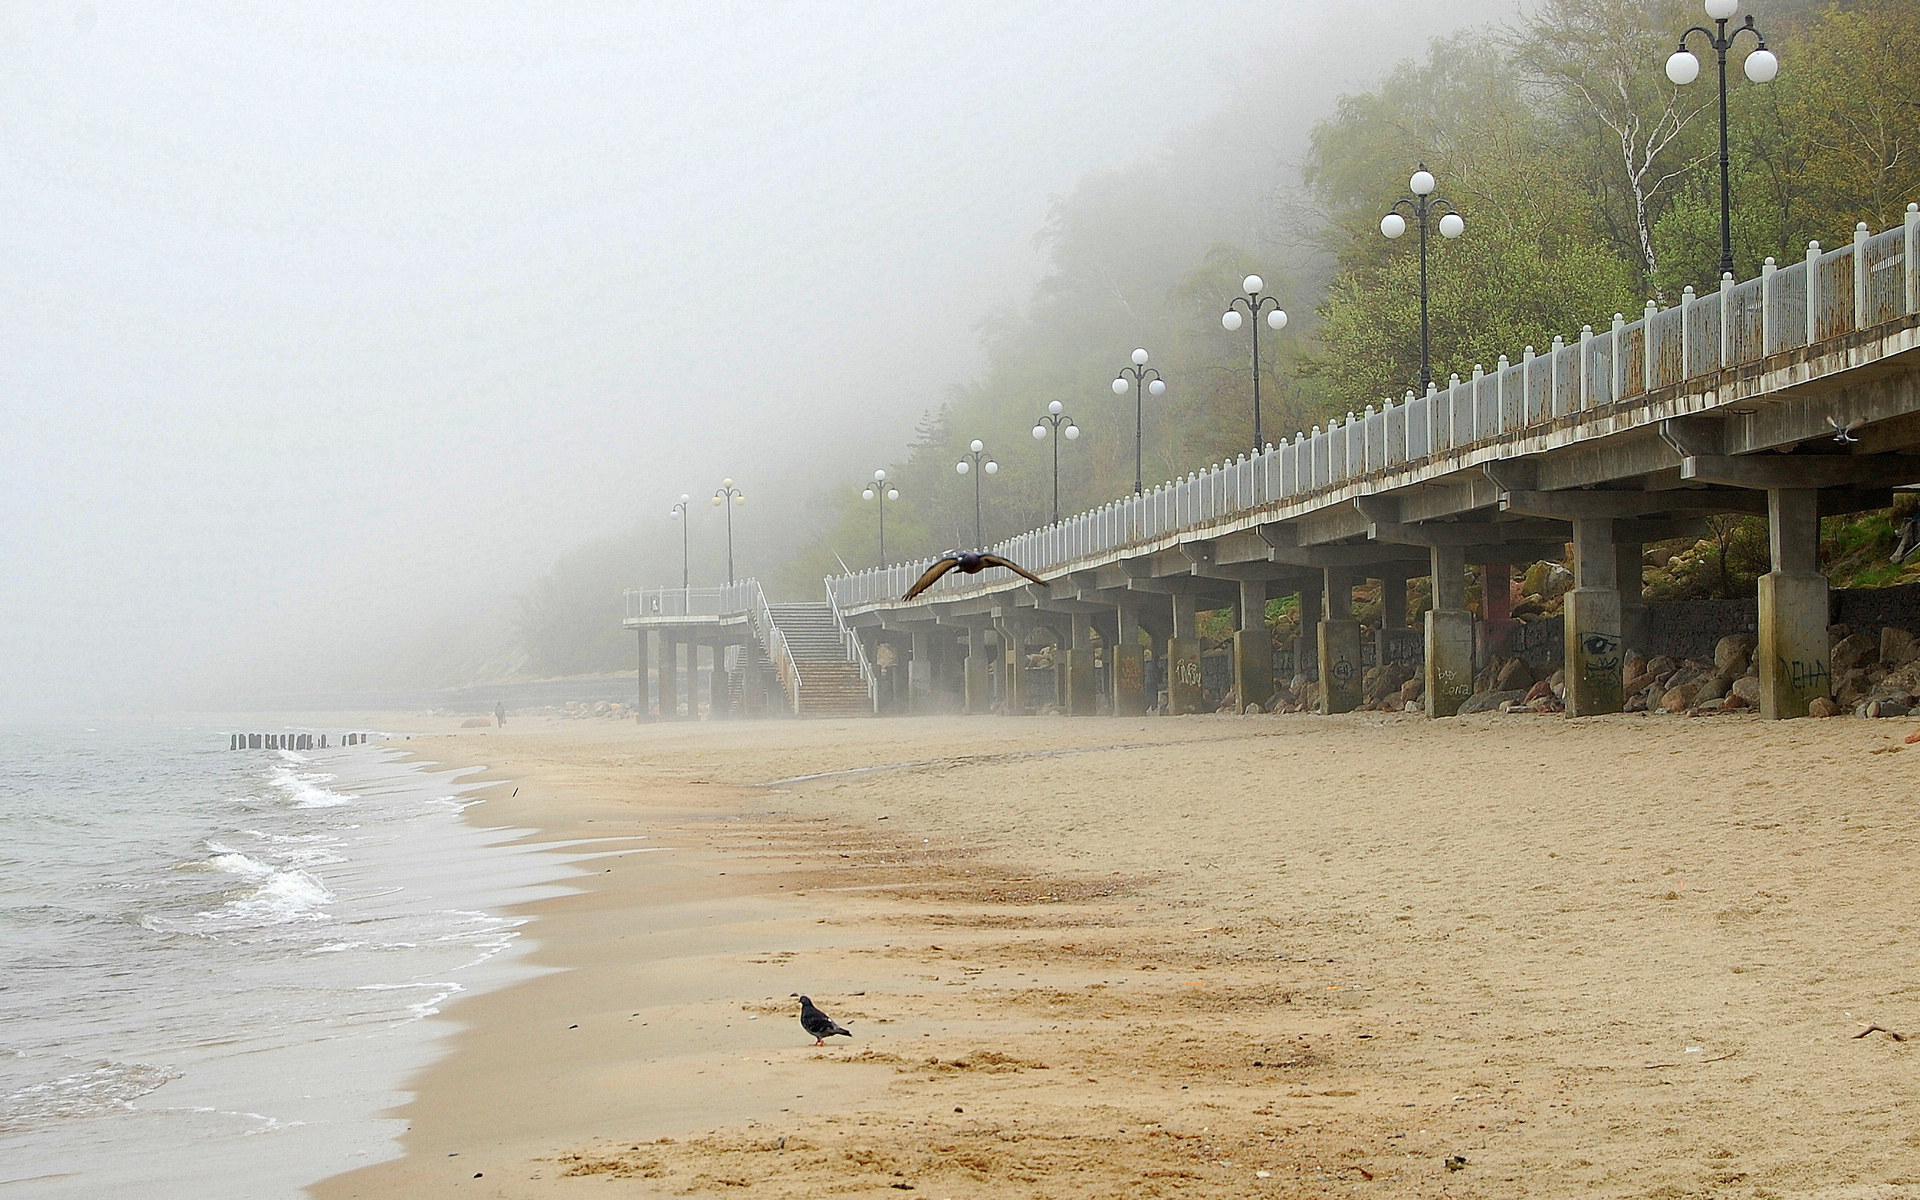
left=1065, top=614, right=1098, bottom=715
left=1759, top=488, right=1831, bottom=718
left=1563, top=518, right=1624, bottom=716
left=1425, top=545, right=1474, bottom=717
left=1317, top=568, right=1362, bottom=714
left=1112, top=605, right=1147, bottom=715
left=964, top=623, right=992, bottom=715
left=659, top=633, right=679, bottom=719
left=1232, top=578, right=1273, bottom=712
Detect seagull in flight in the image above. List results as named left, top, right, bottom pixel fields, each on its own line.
left=902, top=551, right=1046, bottom=600
left=798, top=995, right=853, bottom=1046
left=1832, top=416, right=1863, bottom=444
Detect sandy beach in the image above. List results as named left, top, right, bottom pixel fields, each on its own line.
left=312, top=712, right=1920, bottom=1199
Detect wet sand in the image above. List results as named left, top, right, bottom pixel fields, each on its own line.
left=312, top=712, right=1920, bottom=1199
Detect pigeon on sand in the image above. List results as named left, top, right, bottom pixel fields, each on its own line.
left=798, top=995, right=852, bottom=1046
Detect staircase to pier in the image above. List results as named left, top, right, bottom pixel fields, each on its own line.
left=767, top=603, right=874, bottom=718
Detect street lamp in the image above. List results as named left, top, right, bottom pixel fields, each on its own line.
left=1666, top=0, right=1778, bottom=280
left=666, top=493, right=692, bottom=590
left=1380, top=164, right=1465, bottom=394
left=860, top=469, right=900, bottom=568
left=1110, top=348, right=1165, bottom=495
left=710, top=477, right=745, bottom=584
left=1220, top=280, right=1288, bottom=453
left=953, top=439, right=998, bottom=549
left=1030, top=401, right=1080, bottom=524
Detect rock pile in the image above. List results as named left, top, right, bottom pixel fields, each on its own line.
left=562, top=700, right=634, bottom=720
left=1827, top=623, right=1920, bottom=717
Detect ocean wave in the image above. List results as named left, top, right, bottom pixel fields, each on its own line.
left=0, top=1057, right=181, bottom=1133
left=266, top=766, right=356, bottom=809
left=223, top=869, right=334, bottom=923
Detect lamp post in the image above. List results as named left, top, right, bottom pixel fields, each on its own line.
left=1380, top=165, right=1465, bottom=394
left=860, top=469, right=900, bottom=568
left=1030, top=401, right=1080, bottom=524
left=953, top=439, right=998, bottom=549
left=1110, top=348, right=1164, bottom=495
left=1220, top=281, right=1288, bottom=453
left=1665, top=0, right=1778, bottom=280
left=710, top=478, right=744, bottom=584
left=667, top=493, right=692, bottom=590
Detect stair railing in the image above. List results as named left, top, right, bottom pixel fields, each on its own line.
left=826, top=582, right=878, bottom=711
left=743, top=582, right=804, bottom=715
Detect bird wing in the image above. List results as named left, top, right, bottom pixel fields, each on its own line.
left=978, top=554, right=1047, bottom=588
left=903, top=557, right=961, bottom=600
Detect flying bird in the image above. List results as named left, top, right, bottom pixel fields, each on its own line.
left=902, top=551, right=1046, bottom=599
left=798, top=995, right=852, bottom=1046
left=1832, top=416, right=1863, bottom=444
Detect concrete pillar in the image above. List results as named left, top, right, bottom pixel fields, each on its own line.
left=1477, top=560, right=1514, bottom=666
left=1000, top=617, right=1031, bottom=715
left=1318, top=568, right=1363, bottom=714
left=909, top=629, right=933, bottom=713
left=1759, top=488, right=1831, bottom=718
left=1112, top=605, right=1147, bottom=715
left=638, top=630, right=653, bottom=721
left=1295, top=585, right=1322, bottom=682
left=1064, top=613, right=1098, bottom=716
left=1375, top=573, right=1407, bottom=668
left=1616, top=541, right=1650, bottom=656
left=1563, top=518, right=1624, bottom=716
left=1425, top=545, right=1475, bottom=717
left=706, top=641, right=725, bottom=718
left=659, top=633, right=679, bottom=719
left=1233, top=578, right=1274, bottom=712
left=1171, top=592, right=1198, bottom=640
left=963, top=625, right=992, bottom=714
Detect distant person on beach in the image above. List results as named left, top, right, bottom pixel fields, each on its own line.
left=494, top=703, right=506, bottom=727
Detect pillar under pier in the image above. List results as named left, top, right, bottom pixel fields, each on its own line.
left=1232, top=578, right=1274, bottom=712
left=659, top=633, right=680, bottom=719
left=1425, top=546, right=1474, bottom=717
left=1759, top=488, right=1831, bottom=718
left=1318, top=568, right=1362, bottom=714
left=963, top=624, right=992, bottom=715
left=1563, top=517, right=1624, bottom=716
left=1167, top=593, right=1203, bottom=714
left=1112, top=605, right=1147, bottom=716
left=1064, top=613, right=1098, bottom=716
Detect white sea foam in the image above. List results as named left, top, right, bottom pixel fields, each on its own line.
left=224, top=869, right=334, bottom=923
left=0, top=1059, right=181, bottom=1132
left=268, top=766, right=356, bottom=809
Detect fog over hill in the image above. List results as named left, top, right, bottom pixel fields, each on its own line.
left=0, top=1, right=1515, bottom=716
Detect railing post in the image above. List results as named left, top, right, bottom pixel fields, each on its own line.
left=1521, top=347, right=1534, bottom=424
left=1679, top=287, right=1694, bottom=377
left=1494, top=356, right=1509, bottom=433
left=1470, top=365, right=1484, bottom=442
left=1718, top=272, right=1734, bottom=366
left=1805, top=241, right=1821, bottom=345
left=1854, top=221, right=1871, bottom=330
left=1578, top=326, right=1593, bottom=411
left=1760, top=257, right=1776, bottom=353
left=1642, top=300, right=1658, bottom=392
left=1906, top=204, right=1920, bottom=316
left=1609, top=313, right=1624, bottom=403
left=1549, top=336, right=1565, bottom=416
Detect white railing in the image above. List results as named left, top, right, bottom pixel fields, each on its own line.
left=827, top=206, right=1920, bottom=612
left=624, top=580, right=809, bottom=715
left=826, top=580, right=878, bottom=708
left=743, top=584, right=805, bottom=715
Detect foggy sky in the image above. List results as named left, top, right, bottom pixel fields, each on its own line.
left=0, top=1, right=1510, bottom=717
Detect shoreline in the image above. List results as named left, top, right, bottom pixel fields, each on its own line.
left=314, top=713, right=1920, bottom=1198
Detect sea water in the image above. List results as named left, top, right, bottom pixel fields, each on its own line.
left=0, top=721, right=582, bottom=1197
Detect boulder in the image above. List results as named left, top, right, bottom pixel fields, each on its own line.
left=1624, top=693, right=1649, bottom=713
left=1494, top=658, right=1536, bottom=693
left=1525, top=680, right=1555, bottom=703
left=1458, top=689, right=1527, bottom=715
left=1714, top=633, right=1758, bottom=676
left=1730, top=676, right=1762, bottom=706
left=1722, top=691, right=1750, bottom=710
left=1399, top=676, right=1425, bottom=702
left=1809, top=696, right=1841, bottom=717
left=1622, top=652, right=1646, bottom=683
left=1661, top=680, right=1703, bottom=712
left=1646, top=656, right=1677, bottom=679
left=1695, top=671, right=1739, bottom=704
left=1882, top=627, right=1920, bottom=669
left=1365, top=664, right=1415, bottom=707
left=1622, top=671, right=1654, bottom=696
left=1832, top=631, right=1880, bottom=674
left=1864, top=698, right=1912, bottom=719
left=1835, top=668, right=1875, bottom=708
